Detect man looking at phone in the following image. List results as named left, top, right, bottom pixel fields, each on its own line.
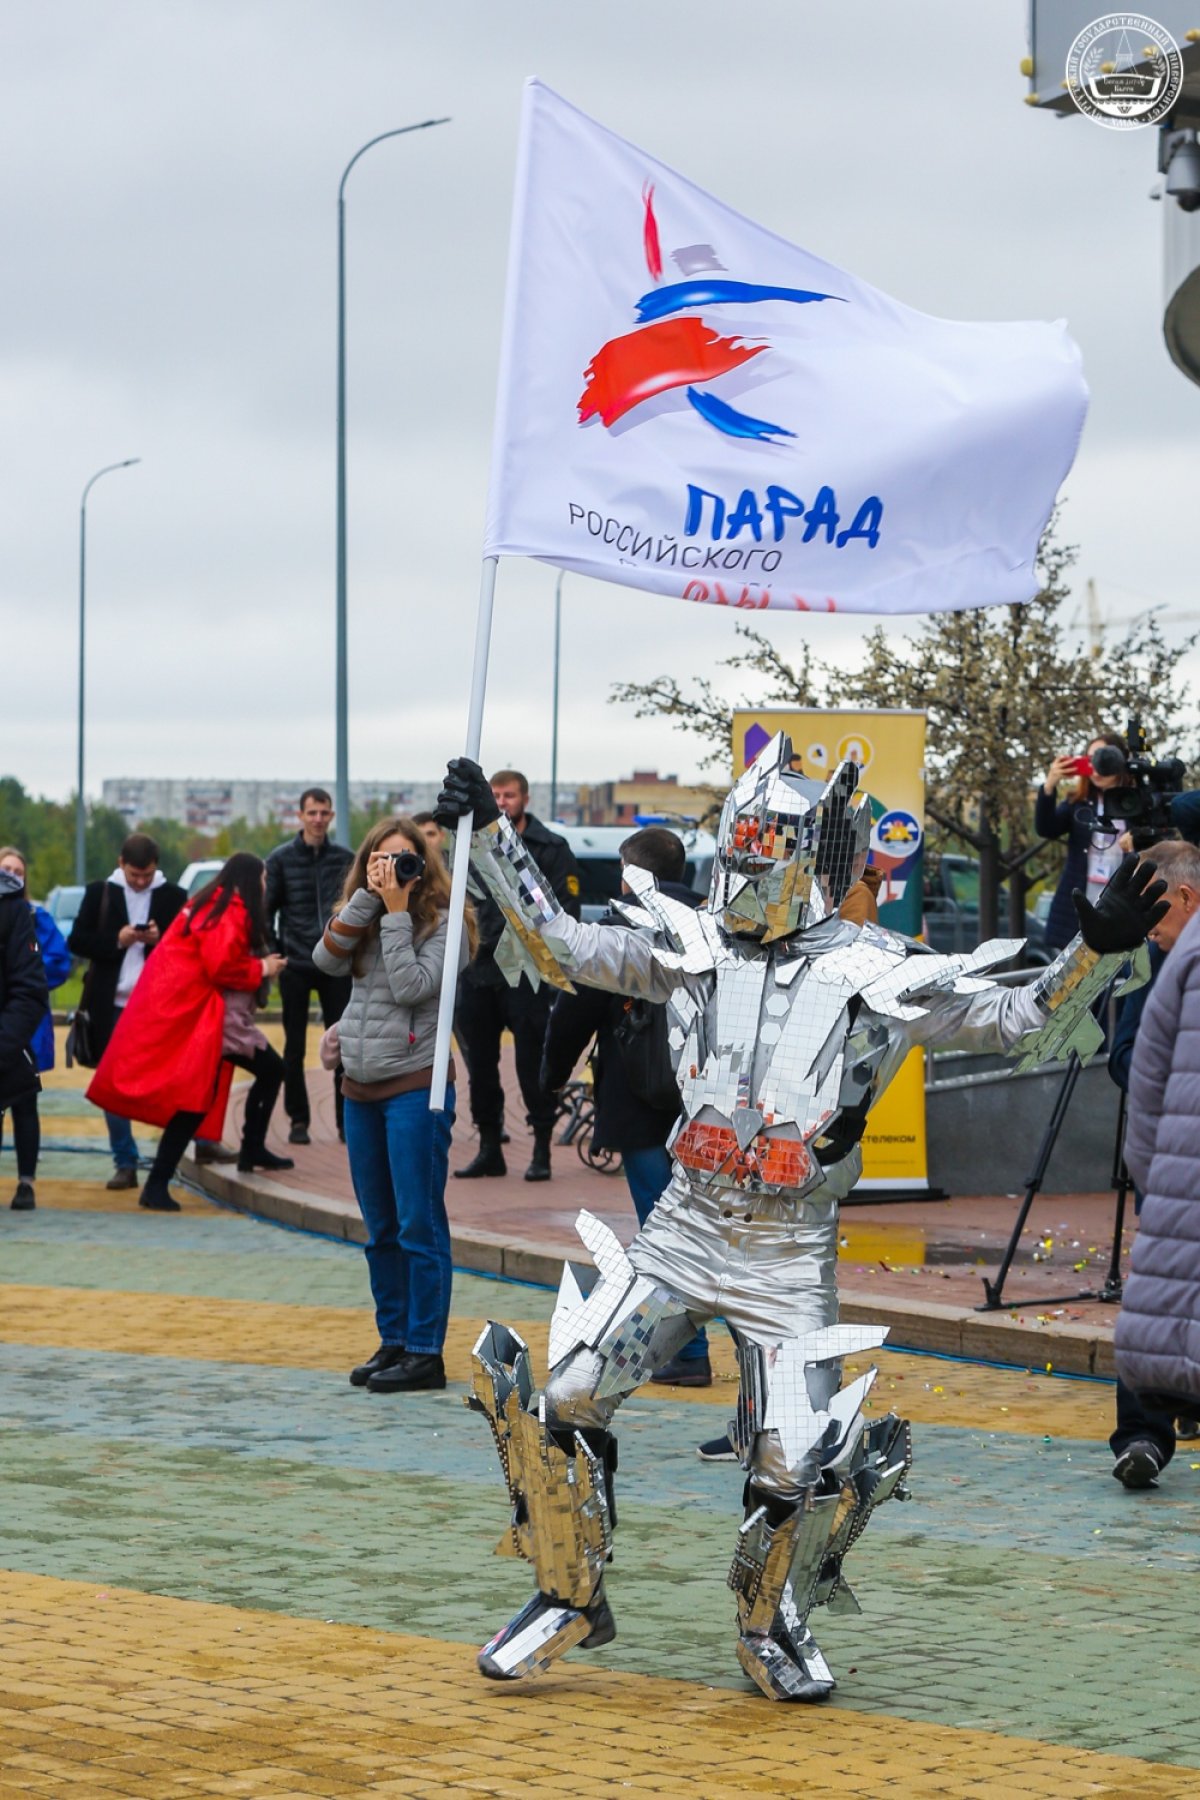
left=69, top=832, right=186, bottom=1190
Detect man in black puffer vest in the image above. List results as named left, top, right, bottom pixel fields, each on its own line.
left=265, top=789, right=354, bottom=1145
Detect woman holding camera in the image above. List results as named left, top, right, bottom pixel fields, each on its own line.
left=314, top=817, right=474, bottom=1396
left=87, top=853, right=290, bottom=1211
left=1036, top=734, right=1133, bottom=951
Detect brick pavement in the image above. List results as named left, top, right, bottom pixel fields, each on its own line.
left=3, top=1042, right=1199, bottom=1795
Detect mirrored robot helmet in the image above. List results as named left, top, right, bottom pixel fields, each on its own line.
left=709, top=731, right=872, bottom=941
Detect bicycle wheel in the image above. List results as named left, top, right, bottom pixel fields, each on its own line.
left=577, top=1127, right=623, bottom=1176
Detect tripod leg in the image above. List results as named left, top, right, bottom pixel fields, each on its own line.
left=979, top=1055, right=1083, bottom=1311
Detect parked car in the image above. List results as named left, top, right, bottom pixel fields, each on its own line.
left=922, top=855, right=1052, bottom=965
left=178, top=859, right=225, bottom=897
left=43, top=884, right=87, bottom=933
left=551, top=825, right=716, bottom=922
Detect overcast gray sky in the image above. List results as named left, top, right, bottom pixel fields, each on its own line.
left=4, top=0, right=1196, bottom=801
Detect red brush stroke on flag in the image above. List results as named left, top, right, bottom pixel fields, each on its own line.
left=578, top=318, right=765, bottom=427
left=642, top=181, right=663, bottom=282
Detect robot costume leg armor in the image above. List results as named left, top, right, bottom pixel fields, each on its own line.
left=468, top=1214, right=910, bottom=1699
left=727, top=1335, right=911, bottom=1701
left=467, top=1223, right=699, bottom=1683
left=467, top=1324, right=618, bottom=1680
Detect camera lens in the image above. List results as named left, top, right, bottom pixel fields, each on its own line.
left=391, top=851, right=424, bottom=882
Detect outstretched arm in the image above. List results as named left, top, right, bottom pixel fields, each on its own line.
left=436, top=758, right=681, bottom=1002
left=907, top=855, right=1167, bottom=1067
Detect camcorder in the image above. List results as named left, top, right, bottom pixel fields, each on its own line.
left=390, top=850, right=426, bottom=883
left=1081, top=716, right=1186, bottom=849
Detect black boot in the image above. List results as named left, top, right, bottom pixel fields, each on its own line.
left=367, top=1352, right=447, bottom=1393
left=139, top=1183, right=181, bottom=1212
left=350, top=1343, right=407, bottom=1388
left=455, top=1127, right=507, bottom=1179
left=237, top=1143, right=295, bottom=1173
left=524, top=1130, right=552, bottom=1183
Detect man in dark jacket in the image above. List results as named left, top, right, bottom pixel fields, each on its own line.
left=68, top=832, right=186, bottom=1189
left=265, top=789, right=354, bottom=1145
left=0, top=867, right=49, bottom=1126
left=541, top=826, right=713, bottom=1380
left=454, top=768, right=581, bottom=1183
left=1107, top=839, right=1200, bottom=1489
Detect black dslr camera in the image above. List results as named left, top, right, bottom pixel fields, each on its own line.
left=390, top=850, right=426, bottom=883
left=1084, top=716, right=1186, bottom=850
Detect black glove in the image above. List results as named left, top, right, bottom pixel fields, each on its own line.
left=434, top=757, right=499, bottom=828
left=1071, top=853, right=1168, bottom=954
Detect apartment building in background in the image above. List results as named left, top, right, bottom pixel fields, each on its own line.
left=102, top=770, right=715, bottom=835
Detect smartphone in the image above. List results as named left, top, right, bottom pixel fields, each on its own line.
left=1067, top=755, right=1093, bottom=778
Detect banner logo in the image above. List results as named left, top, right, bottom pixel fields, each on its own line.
left=1066, top=14, right=1182, bottom=128
left=578, top=183, right=845, bottom=445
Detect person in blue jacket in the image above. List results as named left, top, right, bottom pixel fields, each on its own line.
left=0, top=848, right=73, bottom=1210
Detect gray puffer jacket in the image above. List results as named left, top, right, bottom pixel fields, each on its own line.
left=1114, top=908, right=1200, bottom=1401
left=311, top=887, right=467, bottom=1085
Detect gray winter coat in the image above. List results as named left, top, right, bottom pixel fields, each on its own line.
left=311, top=887, right=467, bottom=1086
left=1114, top=908, right=1200, bottom=1401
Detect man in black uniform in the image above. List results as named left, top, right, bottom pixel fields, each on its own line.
left=455, top=768, right=581, bottom=1183
left=265, top=789, right=354, bottom=1145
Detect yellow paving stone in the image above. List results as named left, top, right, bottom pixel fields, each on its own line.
left=0, top=1571, right=1194, bottom=1799
left=0, top=1279, right=1118, bottom=1436
left=14, top=1177, right=206, bottom=1215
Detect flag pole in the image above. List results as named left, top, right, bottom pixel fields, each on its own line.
left=430, top=553, right=499, bottom=1112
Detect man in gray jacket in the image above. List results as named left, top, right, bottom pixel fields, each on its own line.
left=1114, top=845, right=1200, bottom=1477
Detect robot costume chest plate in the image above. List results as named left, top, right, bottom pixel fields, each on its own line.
left=662, top=930, right=901, bottom=1199
left=614, top=868, right=1029, bottom=1201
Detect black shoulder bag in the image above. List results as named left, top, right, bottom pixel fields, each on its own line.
left=65, top=885, right=112, bottom=1070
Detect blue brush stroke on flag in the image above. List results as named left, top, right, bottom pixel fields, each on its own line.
left=635, top=279, right=842, bottom=323
left=685, top=386, right=795, bottom=442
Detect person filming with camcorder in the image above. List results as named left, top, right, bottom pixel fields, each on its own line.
left=313, top=816, right=475, bottom=1396
left=1037, top=720, right=1188, bottom=951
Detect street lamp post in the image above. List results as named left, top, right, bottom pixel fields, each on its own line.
left=335, top=116, right=449, bottom=842
left=550, top=570, right=563, bottom=821
left=77, top=458, right=141, bottom=883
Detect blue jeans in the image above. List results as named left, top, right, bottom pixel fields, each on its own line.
left=622, top=1143, right=709, bottom=1361
left=344, top=1086, right=455, bottom=1357
left=106, top=1112, right=138, bottom=1171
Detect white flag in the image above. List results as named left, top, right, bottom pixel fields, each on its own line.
left=484, top=81, right=1088, bottom=616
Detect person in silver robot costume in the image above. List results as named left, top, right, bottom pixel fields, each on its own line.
left=435, top=733, right=1164, bottom=1703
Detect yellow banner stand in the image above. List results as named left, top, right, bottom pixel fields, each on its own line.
left=732, top=708, right=930, bottom=1197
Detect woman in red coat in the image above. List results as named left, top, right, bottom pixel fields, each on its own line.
left=88, top=853, right=290, bottom=1211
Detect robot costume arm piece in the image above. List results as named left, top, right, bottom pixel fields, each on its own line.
left=896, top=935, right=1147, bottom=1070
left=865, top=859, right=1159, bottom=1066
left=466, top=816, right=686, bottom=1002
